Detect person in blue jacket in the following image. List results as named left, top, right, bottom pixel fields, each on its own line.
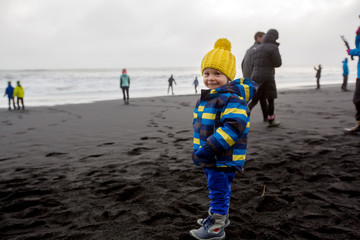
left=342, top=58, right=349, bottom=91
left=346, top=26, right=360, bottom=132
left=189, top=38, right=257, bottom=240
left=3, top=81, right=16, bottom=110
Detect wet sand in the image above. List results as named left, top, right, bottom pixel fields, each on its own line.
left=1, top=84, right=360, bottom=239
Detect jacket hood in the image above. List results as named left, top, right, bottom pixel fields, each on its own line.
left=209, top=78, right=257, bottom=103
left=263, top=29, right=280, bottom=46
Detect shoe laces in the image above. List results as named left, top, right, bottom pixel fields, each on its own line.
left=202, top=215, right=214, bottom=230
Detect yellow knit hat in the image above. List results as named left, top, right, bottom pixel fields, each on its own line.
left=201, top=38, right=236, bottom=81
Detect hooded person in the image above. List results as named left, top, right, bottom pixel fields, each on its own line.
left=13, top=81, right=25, bottom=110
left=249, top=29, right=282, bottom=126
left=120, top=68, right=130, bottom=104
left=189, top=38, right=257, bottom=240
left=4, top=81, right=16, bottom=110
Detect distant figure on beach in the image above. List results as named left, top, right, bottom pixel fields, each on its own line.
left=168, top=74, right=176, bottom=95
left=13, top=81, right=25, bottom=110
left=249, top=29, right=282, bottom=126
left=193, top=76, right=199, bottom=93
left=345, top=26, right=360, bottom=133
left=242, top=31, right=266, bottom=120
left=314, top=64, right=322, bottom=89
left=4, top=81, right=16, bottom=110
left=342, top=58, right=349, bottom=91
left=190, top=38, right=257, bottom=240
left=120, top=68, right=130, bottom=104
left=242, top=31, right=265, bottom=78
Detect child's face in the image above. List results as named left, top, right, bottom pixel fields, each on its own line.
left=203, top=68, right=229, bottom=89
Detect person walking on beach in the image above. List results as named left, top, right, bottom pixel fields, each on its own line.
left=314, top=64, right=322, bottom=89
left=342, top=58, right=349, bottom=91
left=13, top=81, right=25, bottom=110
left=249, top=29, right=282, bottom=127
left=168, top=74, right=176, bottom=95
left=4, top=81, right=16, bottom=110
left=241, top=31, right=265, bottom=78
left=190, top=38, right=257, bottom=240
left=120, top=68, right=130, bottom=104
left=242, top=31, right=267, bottom=121
left=193, top=76, right=199, bottom=93
left=345, top=26, right=360, bottom=133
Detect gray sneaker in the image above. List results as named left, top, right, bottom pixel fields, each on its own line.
left=197, top=214, right=230, bottom=228
left=190, top=213, right=226, bottom=240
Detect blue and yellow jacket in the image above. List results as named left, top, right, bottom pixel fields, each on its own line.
left=192, top=78, right=257, bottom=171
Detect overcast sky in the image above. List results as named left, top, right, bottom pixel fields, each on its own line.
left=0, top=0, right=359, bottom=70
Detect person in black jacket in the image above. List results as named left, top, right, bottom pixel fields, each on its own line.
left=168, top=74, right=176, bottom=95
left=242, top=31, right=265, bottom=78
left=242, top=31, right=266, bottom=121
left=314, top=64, right=322, bottom=89
left=249, top=29, right=282, bottom=127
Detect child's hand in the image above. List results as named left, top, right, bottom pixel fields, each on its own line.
left=195, top=144, right=215, bottom=160
left=347, top=49, right=351, bottom=55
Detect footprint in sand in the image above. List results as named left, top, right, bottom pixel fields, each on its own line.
left=0, top=157, right=13, bottom=162
left=173, top=137, right=192, bottom=143
left=45, top=152, right=68, bottom=157
left=140, top=136, right=161, bottom=140
left=97, top=142, right=115, bottom=147
left=117, top=185, right=144, bottom=201
left=15, top=131, right=26, bottom=135
left=4, top=121, right=12, bottom=126
left=79, top=154, right=105, bottom=161
left=147, top=120, right=158, bottom=127
left=176, top=130, right=190, bottom=134
left=127, top=147, right=155, bottom=156
left=154, top=114, right=165, bottom=119
left=179, top=102, right=191, bottom=107
left=255, top=195, right=288, bottom=213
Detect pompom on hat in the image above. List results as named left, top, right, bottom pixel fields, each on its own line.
left=201, top=38, right=236, bottom=81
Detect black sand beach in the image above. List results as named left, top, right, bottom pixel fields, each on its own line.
left=1, top=85, right=360, bottom=239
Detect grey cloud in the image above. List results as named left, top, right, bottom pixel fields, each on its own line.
left=0, top=0, right=359, bottom=69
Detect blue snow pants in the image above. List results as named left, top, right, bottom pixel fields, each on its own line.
left=203, top=167, right=236, bottom=215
